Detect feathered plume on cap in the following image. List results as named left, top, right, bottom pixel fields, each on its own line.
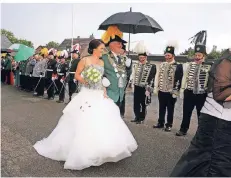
left=101, top=25, right=127, bottom=46
left=133, top=41, right=148, bottom=56
left=40, top=48, right=48, bottom=56
left=48, top=48, right=56, bottom=56
left=164, top=40, right=179, bottom=55
left=59, top=50, right=68, bottom=59
left=189, top=30, right=207, bottom=54
left=71, top=43, right=81, bottom=54
left=56, top=51, right=61, bottom=57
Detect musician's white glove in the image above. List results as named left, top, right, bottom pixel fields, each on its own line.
left=154, top=87, right=158, bottom=95
left=145, top=90, right=150, bottom=96
left=172, top=94, right=177, bottom=98
left=102, top=77, right=111, bottom=87
left=73, top=79, right=77, bottom=83
left=19, top=72, right=22, bottom=75
left=125, top=58, right=132, bottom=67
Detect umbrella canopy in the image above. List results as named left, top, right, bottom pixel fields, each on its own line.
left=8, top=44, right=35, bottom=61
left=98, top=11, right=164, bottom=34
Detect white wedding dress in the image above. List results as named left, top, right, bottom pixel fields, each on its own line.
left=33, top=64, right=138, bottom=170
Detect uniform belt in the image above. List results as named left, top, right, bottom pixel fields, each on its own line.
left=58, top=73, right=64, bottom=75
left=46, top=69, right=53, bottom=71
left=69, top=72, right=75, bottom=74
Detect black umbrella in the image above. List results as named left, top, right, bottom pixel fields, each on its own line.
left=98, top=8, right=164, bottom=52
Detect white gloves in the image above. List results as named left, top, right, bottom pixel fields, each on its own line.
left=154, top=87, right=158, bottom=95
left=125, top=58, right=132, bottom=67
left=102, top=77, right=111, bottom=87
left=145, top=90, right=150, bottom=96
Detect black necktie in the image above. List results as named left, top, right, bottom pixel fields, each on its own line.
left=117, top=56, right=121, bottom=64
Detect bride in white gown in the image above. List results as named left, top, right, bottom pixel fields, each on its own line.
left=33, top=39, right=138, bottom=170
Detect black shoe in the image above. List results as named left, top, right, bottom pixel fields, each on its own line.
left=56, top=100, right=64, bottom=103
left=176, top=130, right=187, bottom=136
left=165, top=126, right=172, bottom=132
left=153, top=124, right=164, bottom=129
left=136, top=121, right=144, bottom=124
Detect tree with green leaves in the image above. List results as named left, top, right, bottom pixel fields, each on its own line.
left=180, top=47, right=194, bottom=58
left=1, top=29, right=34, bottom=48
left=46, top=41, right=60, bottom=49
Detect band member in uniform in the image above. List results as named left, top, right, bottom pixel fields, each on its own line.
left=3, top=53, right=12, bottom=85
left=33, top=48, right=48, bottom=97
left=67, top=44, right=80, bottom=103
left=56, top=50, right=69, bottom=103
left=131, top=41, right=156, bottom=124
left=18, top=59, right=28, bottom=90
left=45, top=48, right=57, bottom=100
left=25, top=56, right=36, bottom=91
left=101, top=26, right=132, bottom=116
left=153, top=41, right=183, bottom=132
left=1, top=55, right=6, bottom=83
left=171, top=48, right=231, bottom=177
left=176, top=31, right=212, bottom=136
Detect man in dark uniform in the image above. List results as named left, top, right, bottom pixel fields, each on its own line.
left=3, top=53, right=12, bottom=85
left=153, top=41, right=183, bottom=132
left=45, top=48, right=57, bottom=100
left=18, top=59, right=28, bottom=90
left=67, top=44, right=80, bottom=103
left=176, top=31, right=212, bottom=136
left=56, top=50, right=68, bottom=103
left=130, top=41, right=156, bottom=124
left=1, top=55, right=6, bottom=83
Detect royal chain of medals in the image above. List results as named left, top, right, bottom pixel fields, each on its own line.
left=107, top=52, right=127, bottom=88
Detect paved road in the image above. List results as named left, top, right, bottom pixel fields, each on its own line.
left=1, top=85, right=198, bottom=177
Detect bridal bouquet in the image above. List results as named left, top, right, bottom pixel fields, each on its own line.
left=82, top=66, right=102, bottom=84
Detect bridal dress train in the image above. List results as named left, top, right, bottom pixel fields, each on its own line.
left=33, top=65, right=138, bottom=170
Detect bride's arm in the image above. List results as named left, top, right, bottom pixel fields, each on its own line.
left=75, top=58, right=87, bottom=84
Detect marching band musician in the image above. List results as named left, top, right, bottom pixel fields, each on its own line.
left=45, top=48, right=57, bottom=100
left=176, top=31, right=212, bottom=136
left=32, top=48, right=48, bottom=97
left=56, top=50, right=69, bottom=103
left=153, top=41, right=183, bottom=132
left=67, top=44, right=81, bottom=103
left=131, top=41, right=156, bottom=124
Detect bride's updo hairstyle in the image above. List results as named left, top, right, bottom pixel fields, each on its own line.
left=88, top=39, right=104, bottom=54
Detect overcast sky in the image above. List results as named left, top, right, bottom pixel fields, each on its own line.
left=1, top=3, right=231, bottom=54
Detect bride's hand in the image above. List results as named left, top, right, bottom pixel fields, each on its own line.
left=103, top=92, right=109, bottom=98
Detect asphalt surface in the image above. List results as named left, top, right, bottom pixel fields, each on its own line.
left=1, top=85, right=198, bottom=177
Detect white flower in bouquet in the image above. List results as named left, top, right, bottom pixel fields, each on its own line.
left=83, top=66, right=102, bottom=84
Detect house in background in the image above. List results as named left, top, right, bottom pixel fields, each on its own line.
left=1, top=35, right=12, bottom=51
left=58, top=34, right=94, bottom=55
